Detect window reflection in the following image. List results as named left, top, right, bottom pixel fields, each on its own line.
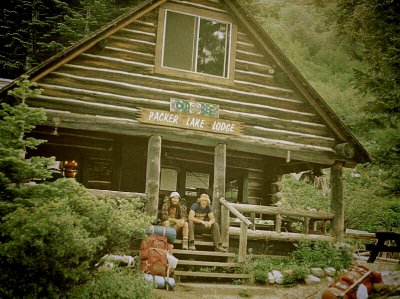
left=197, top=19, right=229, bottom=77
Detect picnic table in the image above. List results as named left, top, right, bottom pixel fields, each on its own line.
left=366, top=231, right=400, bottom=263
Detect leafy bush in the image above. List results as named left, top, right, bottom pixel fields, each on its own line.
left=0, top=179, right=152, bottom=298
left=289, top=240, right=353, bottom=270
left=68, top=268, right=153, bottom=299
left=249, top=240, right=353, bottom=284
left=0, top=79, right=153, bottom=297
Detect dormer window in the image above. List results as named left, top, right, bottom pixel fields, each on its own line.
left=155, top=3, right=237, bottom=85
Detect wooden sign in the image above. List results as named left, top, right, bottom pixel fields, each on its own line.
left=138, top=108, right=242, bottom=136
left=170, top=98, right=219, bottom=118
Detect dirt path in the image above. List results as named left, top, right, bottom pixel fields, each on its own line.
left=151, top=259, right=399, bottom=299
left=152, top=281, right=330, bottom=299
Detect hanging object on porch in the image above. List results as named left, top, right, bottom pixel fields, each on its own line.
left=63, top=160, right=78, bottom=178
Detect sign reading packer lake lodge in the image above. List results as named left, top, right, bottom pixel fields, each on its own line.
left=170, top=98, right=219, bottom=118
left=138, top=108, right=243, bottom=136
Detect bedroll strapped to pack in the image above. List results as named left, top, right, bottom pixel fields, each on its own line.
left=146, top=225, right=177, bottom=244
left=140, top=235, right=177, bottom=279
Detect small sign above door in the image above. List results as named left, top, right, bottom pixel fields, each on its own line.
left=138, top=108, right=243, bottom=136
left=170, top=98, right=219, bottom=118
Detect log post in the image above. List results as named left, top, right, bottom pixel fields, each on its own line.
left=221, top=205, right=230, bottom=246
left=145, top=135, right=162, bottom=218
left=330, top=161, right=344, bottom=241
left=250, top=212, right=256, bottom=230
left=238, top=221, right=248, bottom=262
left=212, top=143, right=226, bottom=226
left=275, top=213, right=282, bottom=233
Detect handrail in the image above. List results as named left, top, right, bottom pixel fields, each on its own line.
left=230, top=202, right=333, bottom=236
left=219, top=198, right=253, bottom=227
left=231, top=203, right=334, bottom=220
left=219, top=197, right=252, bottom=262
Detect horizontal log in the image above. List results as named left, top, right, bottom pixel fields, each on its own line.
left=28, top=95, right=140, bottom=120
left=107, top=36, right=155, bottom=54
left=244, top=126, right=335, bottom=149
left=231, top=203, right=334, bottom=220
left=113, top=28, right=156, bottom=43
left=88, top=46, right=155, bottom=65
left=62, top=62, right=308, bottom=112
left=41, top=109, right=339, bottom=165
left=47, top=68, right=324, bottom=125
left=170, top=0, right=229, bottom=12
left=39, top=83, right=169, bottom=110
left=345, top=229, right=376, bottom=240
left=229, top=227, right=333, bottom=242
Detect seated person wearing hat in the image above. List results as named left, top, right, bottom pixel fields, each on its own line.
left=161, top=192, right=189, bottom=250
left=188, top=193, right=227, bottom=252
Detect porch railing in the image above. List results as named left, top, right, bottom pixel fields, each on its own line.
left=219, top=197, right=253, bottom=262
left=219, top=200, right=335, bottom=260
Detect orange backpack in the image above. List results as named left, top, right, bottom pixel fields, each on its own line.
left=140, top=235, right=173, bottom=277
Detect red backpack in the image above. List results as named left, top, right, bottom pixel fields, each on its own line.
left=140, top=235, right=174, bottom=277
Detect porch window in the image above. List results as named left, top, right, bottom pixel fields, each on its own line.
left=155, top=4, right=237, bottom=85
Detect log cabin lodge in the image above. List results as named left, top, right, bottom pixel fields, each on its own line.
left=0, top=0, right=371, bottom=254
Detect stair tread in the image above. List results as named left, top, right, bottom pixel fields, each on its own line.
left=174, top=239, right=215, bottom=246
left=173, top=270, right=251, bottom=279
left=177, top=260, right=240, bottom=267
left=173, top=249, right=235, bottom=257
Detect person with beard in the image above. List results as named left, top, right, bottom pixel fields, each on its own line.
left=161, top=191, right=189, bottom=250
left=188, top=193, right=227, bottom=252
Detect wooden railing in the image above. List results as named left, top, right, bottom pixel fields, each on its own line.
left=219, top=198, right=252, bottom=262
left=231, top=203, right=334, bottom=236
left=220, top=201, right=335, bottom=259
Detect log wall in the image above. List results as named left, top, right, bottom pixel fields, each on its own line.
left=28, top=0, right=339, bottom=167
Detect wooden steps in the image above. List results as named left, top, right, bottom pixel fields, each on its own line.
left=172, top=238, right=251, bottom=283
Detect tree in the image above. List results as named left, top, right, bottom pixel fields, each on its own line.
left=336, top=0, right=400, bottom=121
left=0, top=0, right=142, bottom=79
left=0, top=78, right=152, bottom=297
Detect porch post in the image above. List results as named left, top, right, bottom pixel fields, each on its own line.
left=145, top=135, right=162, bottom=218
left=212, top=143, right=226, bottom=226
left=330, top=161, right=344, bottom=242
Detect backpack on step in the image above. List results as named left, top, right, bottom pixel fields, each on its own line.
left=140, top=235, right=177, bottom=277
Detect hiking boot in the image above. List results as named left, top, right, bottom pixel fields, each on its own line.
left=188, top=241, right=196, bottom=250
left=182, top=239, right=189, bottom=250
left=215, top=245, right=227, bottom=252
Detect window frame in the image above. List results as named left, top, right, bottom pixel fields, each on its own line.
left=155, top=3, right=237, bottom=86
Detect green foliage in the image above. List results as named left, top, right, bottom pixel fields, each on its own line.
left=289, top=240, right=353, bottom=270
left=282, top=263, right=310, bottom=285
left=0, top=0, right=142, bottom=78
left=250, top=240, right=353, bottom=284
left=68, top=268, right=153, bottom=299
left=337, top=0, right=400, bottom=119
left=0, top=80, right=152, bottom=297
left=281, top=174, right=330, bottom=212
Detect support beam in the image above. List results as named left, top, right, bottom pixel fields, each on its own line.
left=145, top=135, right=162, bottom=218
left=330, top=161, right=344, bottom=241
left=212, top=143, right=226, bottom=226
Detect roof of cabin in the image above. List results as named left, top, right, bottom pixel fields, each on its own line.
left=0, top=0, right=371, bottom=166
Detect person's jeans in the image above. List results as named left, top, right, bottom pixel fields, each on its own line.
left=188, top=220, right=222, bottom=246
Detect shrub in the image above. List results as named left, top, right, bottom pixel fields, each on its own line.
left=249, top=240, right=353, bottom=285
left=68, top=268, right=153, bottom=299
left=0, top=179, right=152, bottom=298
left=0, top=79, right=153, bottom=297
left=289, top=240, right=353, bottom=270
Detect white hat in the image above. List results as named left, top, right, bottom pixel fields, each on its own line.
left=169, top=192, right=180, bottom=198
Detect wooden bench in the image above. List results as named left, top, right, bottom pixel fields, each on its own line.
left=366, top=231, right=400, bottom=263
